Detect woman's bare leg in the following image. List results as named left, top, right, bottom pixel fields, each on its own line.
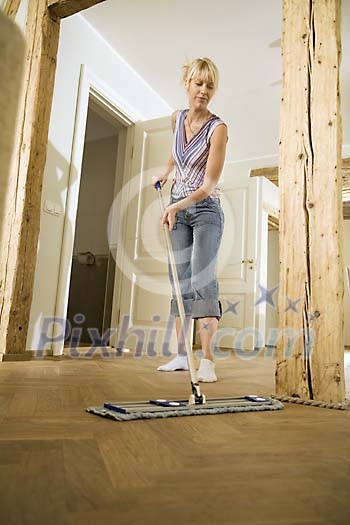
left=197, top=317, right=218, bottom=360
left=175, top=316, right=192, bottom=356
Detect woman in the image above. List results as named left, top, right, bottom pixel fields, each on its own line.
left=152, top=57, right=228, bottom=382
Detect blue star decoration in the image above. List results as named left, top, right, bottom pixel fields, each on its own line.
left=283, top=296, right=302, bottom=314
left=196, top=320, right=214, bottom=334
left=223, top=299, right=240, bottom=316
left=254, top=285, right=279, bottom=308
left=200, top=322, right=210, bottom=332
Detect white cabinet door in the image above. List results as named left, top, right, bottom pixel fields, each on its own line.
left=115, top=116, right=177, bottom=355
left=214, top=167, right=263, bottom=351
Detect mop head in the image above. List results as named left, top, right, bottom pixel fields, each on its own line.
left=86, top=395, right=284, bottom=422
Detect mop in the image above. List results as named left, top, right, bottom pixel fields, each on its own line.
left=86, top=183, right=283, bottom=421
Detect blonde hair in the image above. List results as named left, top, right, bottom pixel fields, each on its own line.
left=181, top=57, right=219, bottom=91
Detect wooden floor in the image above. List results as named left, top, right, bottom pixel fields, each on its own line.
left=0, top=349, right=350, bottom=525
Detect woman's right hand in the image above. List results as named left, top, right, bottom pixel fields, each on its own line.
left=152, top=173, right=168, bottom=189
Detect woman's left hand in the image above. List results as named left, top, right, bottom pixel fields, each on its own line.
left=161, top=204, right=180, bottom=231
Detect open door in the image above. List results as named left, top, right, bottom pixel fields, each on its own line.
left=112, top=115, right=176, bottom=355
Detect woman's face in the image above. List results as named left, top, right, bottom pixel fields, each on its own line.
left=187, top=76, right=216, bottom=110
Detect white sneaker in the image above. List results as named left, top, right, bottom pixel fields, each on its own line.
left=157, top=354, right=189, bottom=371
left=197, top=358, right=217, bottom=382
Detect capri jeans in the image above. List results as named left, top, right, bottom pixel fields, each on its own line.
left=168, top=195, right=224, bottom=320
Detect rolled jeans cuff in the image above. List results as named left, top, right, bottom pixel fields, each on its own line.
left=170, top=298, right=193, bottom=317
left=170, top=299, right=222, bottom=320
left=192, top=299, right=222, bottom=320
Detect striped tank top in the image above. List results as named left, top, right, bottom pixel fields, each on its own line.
left=171, top=109, right=227, bottom=199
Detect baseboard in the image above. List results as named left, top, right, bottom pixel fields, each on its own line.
left=1, top=348, right=59, bottom=361
left=2, top=351, right=34, bottom=361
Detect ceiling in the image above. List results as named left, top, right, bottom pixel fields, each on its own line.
left=80, top=0, right=350, bottom=161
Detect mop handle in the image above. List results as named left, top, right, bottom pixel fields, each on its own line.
left=155, top=182, right=201, bottom=397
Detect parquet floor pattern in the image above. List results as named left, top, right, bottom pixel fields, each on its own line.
left=0, top=349, right=349, bottom=525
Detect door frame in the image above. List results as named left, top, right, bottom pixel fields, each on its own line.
left=52, top=65, right=140, bottom=356
left=258, top=176, right=280, bottom=347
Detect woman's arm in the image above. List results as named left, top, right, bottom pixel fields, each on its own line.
left=161, top=123, right=228, bottom=229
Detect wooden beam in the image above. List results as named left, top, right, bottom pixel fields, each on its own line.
left=0, top=0, right=60, bottom=357
left=268, top=215, right=279, bottom=231
left=343, top=203, right=350, bottom=219
left=250, top=166, right=279, bottom=185
left=276, top=0, right=344, bottom=403
left=342, top=157, right=350, bottom=195
left=48, top=0, right=105, bottom=19
left=251, top=158, right=349, bottom=219
left=343, top=158, right=350, bottom=216
left=1, top=0, right=107, bottom=359
left=2, top=0, right=21, bottom=18
left=250, top=157, right=350, bottom=200
left=0, top=10, right=25, bottom=315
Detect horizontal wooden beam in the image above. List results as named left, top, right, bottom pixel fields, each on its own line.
left=342, top=158, right=350, bottom=194
left=48, top=0, right=105, bottom=19
left=268, top=215, right=279, bottom=231
left=250, top=166, right=279, bottom=184
left=2, top=0, right=21, bottom=18
left=256, top=157, right=350, bottom=222
left=343, top=202, right=350, bottom=219
left=250, top=157, right=350, bottom=204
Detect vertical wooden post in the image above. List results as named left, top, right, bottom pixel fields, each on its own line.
left=2, top=0, right=21, bottom=18
left=0, top=0, right=60, bottom=359
left=0, top=12, right=25, bottom=248
left=276, top=0, right=345, bottom=403
left=0, top=0, right=107, bottom=360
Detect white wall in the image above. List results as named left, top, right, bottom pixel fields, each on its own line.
left=344, top=220, right=350, bottom=347
left=25, top=13, right=171, bottom=350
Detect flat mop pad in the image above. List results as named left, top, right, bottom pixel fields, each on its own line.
left=86, top=396, right=284, bottom=422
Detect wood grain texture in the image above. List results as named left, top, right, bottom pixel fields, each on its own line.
left=48, top=0, right=105, bottom=19
left=0, top=0, right=60, bottom=357
left=342, top=158, right=350, bottom=217
left=250, top=159, right=350, bottom=219
left=1, top=0, right=106, bottom=361
left=250, top=166, right=279, bottom=184
left=0, top=352, right=349, bottom=524
left=276, top=0, right=344, bottom=403
left=0, top=11, right=25, bottom=312
left=2, top=0, right=21, bottom=18
left=268, top=214, right=279, bottom=231
left=251, top=158, right=349, bottom=191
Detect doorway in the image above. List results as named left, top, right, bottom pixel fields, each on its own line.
left=66, top=100, right=124, bottom=346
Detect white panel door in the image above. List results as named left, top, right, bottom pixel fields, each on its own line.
left=115, top=116, right=177, bottom=356
left=213, top=167, right=262, bottom=351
